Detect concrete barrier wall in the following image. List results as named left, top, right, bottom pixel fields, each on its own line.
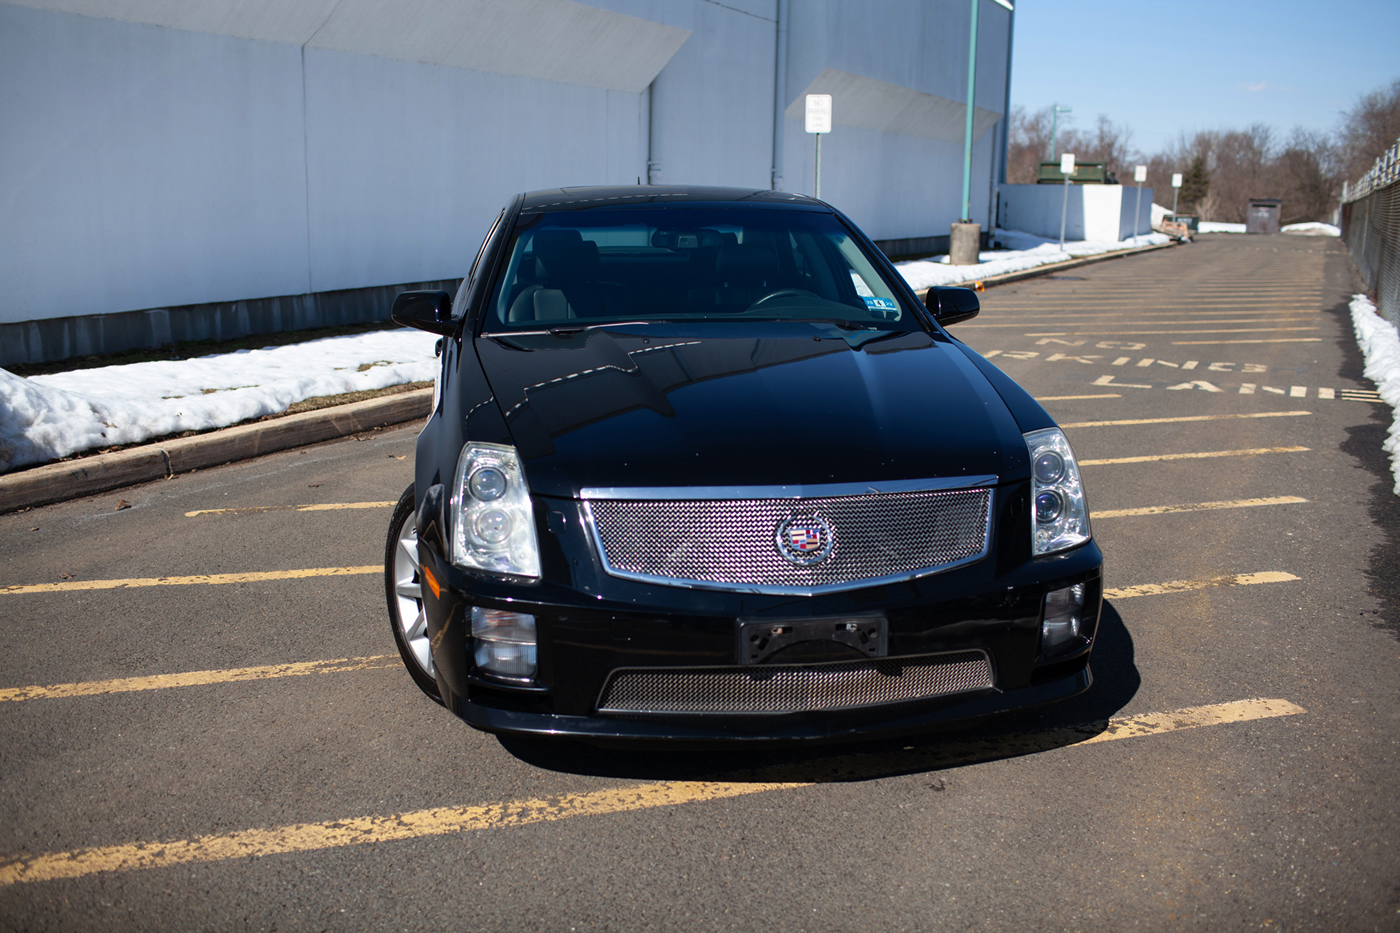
left=0, top=0, right=1011, bottom=364
left=997, top=184, right=1154, bottom=242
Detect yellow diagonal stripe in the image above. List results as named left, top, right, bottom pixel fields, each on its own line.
left=0, top=780, right=805, bottom=887
left=185, top=502, right=395, bottom=517
left=1105, top=571, right=1298, bottom=600
left=1061, top=411, right=1310, bottom=428
left=0, top=698, right=1305, bottom=887
left=0, top=566, right=380, bottom=595
left=0, top=655, right=397, bottom=703
left=1079, top=446, right=1309, bottom=466
left=1075, top=697, right=1306, bottom=745
left=1094, top=496, right=1307, bottom=518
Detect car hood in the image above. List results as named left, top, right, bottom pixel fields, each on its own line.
left=474, top=325, right=1033, bottom=499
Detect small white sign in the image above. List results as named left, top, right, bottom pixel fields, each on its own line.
left=1134, top=165, right=1147, bottom=183
left=1060, top=153, right=1075, bottom=174
left=1172, top=173, right=1183, bottom=188
left=805, top=94, right=832, bottom=134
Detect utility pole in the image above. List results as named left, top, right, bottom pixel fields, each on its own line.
left=1050, top=104, right=1072, bottom=160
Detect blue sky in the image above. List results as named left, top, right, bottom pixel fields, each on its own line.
left=1008, top=0, right=1400, bottom=155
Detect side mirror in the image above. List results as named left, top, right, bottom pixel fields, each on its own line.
left=392, top=290, right=455, bottom=335
left=924, top=286, right=980, bottom=326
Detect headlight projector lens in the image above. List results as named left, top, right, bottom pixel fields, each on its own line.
left=470, top=467, right=508, bottom=501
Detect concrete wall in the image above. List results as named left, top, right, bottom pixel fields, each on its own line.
left=997, top=184, right=1155, bottom=243
left=0, top=0, right=1011, bottom=365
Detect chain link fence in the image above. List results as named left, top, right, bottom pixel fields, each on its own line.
left=1342, top=139, right=1400, bottom=328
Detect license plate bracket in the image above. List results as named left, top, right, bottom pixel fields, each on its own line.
left=738, top=615, right=887, bottom=665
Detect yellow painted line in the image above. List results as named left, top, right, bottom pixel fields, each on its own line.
left=1061, top=411, right=1309, bottom=429
left=1104, top=571, right=1299, bottom=600
left=1079, top=446, right=1309, bottom=466
left=0, top=780, right=806, bottom=886
left=0, top=566, right=380, bottom=596
left=0, top=656, right=397, bottom=703
left=1034, top=393, right=1121, bottom=400
left=0, top=698, right=1305, bottom=887
left=1094, top=496, right=1307, bottom=519
left=185, top=502, right=394, bottom=517
left=1172, top=338, right=1323, bottom=345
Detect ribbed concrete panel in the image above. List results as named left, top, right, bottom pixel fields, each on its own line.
left=6, top=0, right=691, bottom=92
left=2, top=0, right=339, bottom=44
left=309, top=0, right=690, bottom=92
left=785, top=67, right=1001, bottom=143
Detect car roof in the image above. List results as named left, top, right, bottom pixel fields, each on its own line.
left=519, top=185, right=828, bottom=212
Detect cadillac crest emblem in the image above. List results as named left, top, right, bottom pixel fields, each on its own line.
left=775, top=515, right=835, bottom=566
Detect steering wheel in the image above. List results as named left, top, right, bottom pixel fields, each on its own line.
left=744, top=288, right=812, bottom=311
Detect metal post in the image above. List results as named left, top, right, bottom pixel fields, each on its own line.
left=1059, top=174, right=1070, bottom=250
left=770, top=0, right=788, bottom=190
left=1134, top=182, right=1143, bottom=241
left=960, top=0, right=979, bottom=221
left=814, top=132, right=821, bottom=200
left=1172, top=186, right=1179, bottom=217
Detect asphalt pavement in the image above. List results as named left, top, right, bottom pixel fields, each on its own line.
left=2, top=232, right=1399, bottom=931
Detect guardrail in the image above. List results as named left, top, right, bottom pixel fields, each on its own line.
left=1342, top=138, right=1400, bottom=328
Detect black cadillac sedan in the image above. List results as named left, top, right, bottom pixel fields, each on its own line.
left=384, top=185, right=1101, bottom=745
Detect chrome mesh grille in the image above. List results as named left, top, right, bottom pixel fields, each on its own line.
left=597, top=651, right=994, bottom=715
left=587, top=487, right=991, bottom=592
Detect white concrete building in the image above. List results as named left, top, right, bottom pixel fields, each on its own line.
left=0, top=0, right=1013, bottom=365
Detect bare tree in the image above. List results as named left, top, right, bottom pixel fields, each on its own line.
left=1006, top=106, right=1052, bottom=184
left=1337, top=78, right=1400, bottom=184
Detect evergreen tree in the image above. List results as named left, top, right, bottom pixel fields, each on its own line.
left=1179, top=154, right=1210, bottom=214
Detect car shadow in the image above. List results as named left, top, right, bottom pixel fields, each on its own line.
left=498, top=601, right=1140, bottom=783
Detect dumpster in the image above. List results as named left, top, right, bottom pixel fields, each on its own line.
left=1246, top=199, right=1282, bottom=234
left=1036, top=161, right=1111, bottom=184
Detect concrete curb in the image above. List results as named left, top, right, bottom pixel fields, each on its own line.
left=0, top=240, right=1176, bottom=514
left=0, top=388, right=433, bottom=513
left=965, top=240, right=1176, bottom=290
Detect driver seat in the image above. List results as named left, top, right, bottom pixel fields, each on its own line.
left=687, top=243, right=779, bottom=311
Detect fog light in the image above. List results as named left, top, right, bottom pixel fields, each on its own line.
left=471, top=607, right=537, bottom=681
left=1041, top=583, right=1086, bottom=654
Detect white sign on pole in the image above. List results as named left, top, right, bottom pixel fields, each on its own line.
left=1171, top=173, right=1183, bottom=188
left=1134, top=165, right=1147, bottom=183
left=805, top=94, right=832, bottom=134
left=1060, top=153, right=1075, bottom=175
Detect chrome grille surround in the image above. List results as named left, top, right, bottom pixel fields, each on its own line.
left=582, top=478, right=994, bottom=595
left=596, top=650, right=994, bottom=715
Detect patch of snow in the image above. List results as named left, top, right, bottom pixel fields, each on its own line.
left=894, top=227, right=1169, bottom=291
left=1349, top=294, right=1400, bottom=496
left=0, top=329, right=439, bottom=472
left=1199, top=221, right=1247, bottom=234
left=1281, top=222, right=1340, bottom=236
left=1150, top=203, right=1173, bottom=227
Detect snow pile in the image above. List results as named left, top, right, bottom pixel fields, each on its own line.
left=1282, top=222, right=1340, bottom=236
left=894, top=228, right=1170, bottom=291
left=1150, top=203, right=1173, bottom=227
left=1349, top=294, right=1400, bottom=496
left=0, top=329, right=439, bottom=472
left=1199, top=221, right=1247, bottom=234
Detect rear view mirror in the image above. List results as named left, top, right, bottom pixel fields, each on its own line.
left=392, top=290, right=455, bottom=335
left=924, top=286, right=980, bottom=326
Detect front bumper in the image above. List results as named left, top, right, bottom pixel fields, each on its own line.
left=416, top=500, right=1103, bottom=745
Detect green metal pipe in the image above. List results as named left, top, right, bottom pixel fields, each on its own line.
left=960, top=0, right=978, bottom=222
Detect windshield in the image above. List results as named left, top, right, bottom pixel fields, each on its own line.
left=481, top=208, right=917, bottom=333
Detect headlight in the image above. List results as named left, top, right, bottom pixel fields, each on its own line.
left=1024, top=428, right=1091, bottom=556
left=450, top=442, right=541, bottom=579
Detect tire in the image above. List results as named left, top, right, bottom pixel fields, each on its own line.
left=385, top=483, right=444, bottom=704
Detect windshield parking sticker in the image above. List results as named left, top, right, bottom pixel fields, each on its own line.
left=862, top=296, right=898, bottom=314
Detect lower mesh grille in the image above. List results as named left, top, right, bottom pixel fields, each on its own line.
left=596, top=651, right=993, bottom=715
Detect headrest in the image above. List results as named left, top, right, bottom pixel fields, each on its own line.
left=533, top=229, right=592, bottom=282
left=716, top=243, right=776, bottom=282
